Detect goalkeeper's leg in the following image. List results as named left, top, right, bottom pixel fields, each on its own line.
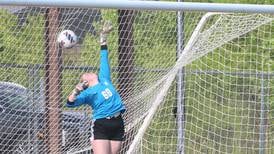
left=110, top=141, right=122, bottom=154
left=92, top=140, right=111, bottom=154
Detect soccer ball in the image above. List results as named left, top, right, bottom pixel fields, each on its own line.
left=57, top=30, right=78, bottom=48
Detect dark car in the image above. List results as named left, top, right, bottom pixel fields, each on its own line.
left=0, top=82, right=91, bottom=153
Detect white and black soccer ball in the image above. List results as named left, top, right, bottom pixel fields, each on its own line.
left=57, top=30, right=78, bottom=48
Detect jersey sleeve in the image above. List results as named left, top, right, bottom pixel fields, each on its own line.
left=98, top=45, right=111, bottom=81
left=66, top=91, right=89, bottom=107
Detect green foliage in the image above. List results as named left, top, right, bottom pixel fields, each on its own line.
left=0, top=10, right=44, bottom=64
left=134, top=11, right=177, bottom=68
left=0, top=10, right=45, bottom=87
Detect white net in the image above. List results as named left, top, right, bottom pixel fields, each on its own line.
left=0, top=3, right=273, bottom=154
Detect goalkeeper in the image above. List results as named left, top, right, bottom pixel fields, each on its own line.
left=67, top=21, right=126, bottom=154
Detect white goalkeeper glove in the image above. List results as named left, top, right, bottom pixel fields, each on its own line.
left=100, top=21, right=113, bottom=45
left=71, top=81, right=88, bottom=97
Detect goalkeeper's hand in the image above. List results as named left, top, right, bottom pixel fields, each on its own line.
left=70, top=81, right=88, bottom=100
left=100, top=21, right=113, bottom=45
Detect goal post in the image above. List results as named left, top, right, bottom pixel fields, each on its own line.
left=0, top=1, right=273, bottom=154
left=127, top=11, right=274, bottom=153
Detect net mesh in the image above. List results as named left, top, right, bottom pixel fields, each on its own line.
left=0, top=4, right=273, bottom=154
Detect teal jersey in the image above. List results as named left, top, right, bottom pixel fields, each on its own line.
left=67, top=47, right=126, bottom=120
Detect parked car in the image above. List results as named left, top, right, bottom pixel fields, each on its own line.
left=0, top=82, right=91, bottom=153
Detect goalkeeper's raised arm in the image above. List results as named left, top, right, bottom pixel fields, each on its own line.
left=98, top=21, right=112, bottom=82
left=66, top=21, right=126, bottom=154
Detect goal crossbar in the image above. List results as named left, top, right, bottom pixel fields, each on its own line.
left=1, top=1, right=273, bottom=154
left=1, top=0, right=274, bottom=14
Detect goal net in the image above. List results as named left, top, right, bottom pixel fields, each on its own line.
left=0, top=2, right=273, bottom=154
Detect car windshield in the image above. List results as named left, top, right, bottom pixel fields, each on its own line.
left=0, top=83, right=29, bottom=110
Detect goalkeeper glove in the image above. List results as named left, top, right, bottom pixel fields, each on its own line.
left=100, top=21, right=113, bottom=45
left=71, top=81, right=88, bottom=97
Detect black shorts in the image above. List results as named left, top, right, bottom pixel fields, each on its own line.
left=92, top=115, right=125, bottom=141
